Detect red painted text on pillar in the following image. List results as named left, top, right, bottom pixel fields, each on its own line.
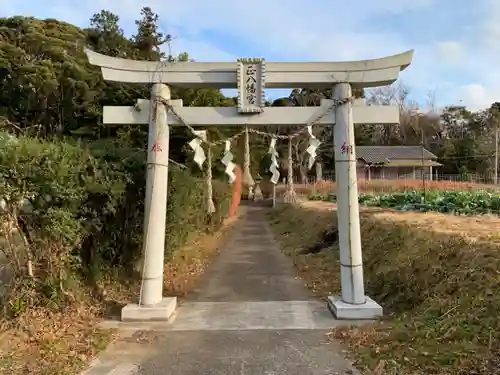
left=151, top=142, right=162, bottom=153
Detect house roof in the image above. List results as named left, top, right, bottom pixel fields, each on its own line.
left=356, top=146, right=438, bottom=165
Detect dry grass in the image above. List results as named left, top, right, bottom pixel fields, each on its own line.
left=164, top=214, right=240, bottom=297
left=268, top=203, right=500, bottom=375
left=0, top=215, right=238, bottom=375
left=267, top=205, right=342, bottom=299
left=0, top=305, right=113, bottom=375
left=280, top=179, right=500, bottom=198
left=300, top=200, right=500, bottom=245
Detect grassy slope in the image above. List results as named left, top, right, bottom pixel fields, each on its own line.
left=268, top=205, right=500, bottom=375
left=0, top=215, right=237, bottom=375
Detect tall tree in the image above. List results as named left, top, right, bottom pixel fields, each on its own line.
left=0, top=16, right=97, bottom=136
left=86, top=10, right=130, bottom=57
left=132, top=7, right=170, bottom=61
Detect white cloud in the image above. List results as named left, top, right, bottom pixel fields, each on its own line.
left=434, top=41, right=464, bottom=62
left=126, top=0, right=420, bottom=62
left=169, top=38, right=235, bottom=61
left=456, top=84, right=500, bottom=111
left=449, top=0, right=500, bottom=109
left=18, top=0, right=422, bottom=59
left=5, top=0, right=500, bottom=110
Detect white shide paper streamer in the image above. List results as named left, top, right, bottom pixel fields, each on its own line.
left=188, top=130, right=207, bottom=169
left=268, top=137, right=280, bottom=184
left=221, top=140, right=236, bottom=183
left=306, top=125, right=321, bottom=170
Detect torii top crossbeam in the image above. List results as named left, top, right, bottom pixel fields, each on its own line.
left=84, top=49, right=413, bottom=124
left=84, top=49, right=413, bottom=89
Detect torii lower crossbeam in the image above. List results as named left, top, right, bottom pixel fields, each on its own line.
left=103, top=98, right=399, bottom=126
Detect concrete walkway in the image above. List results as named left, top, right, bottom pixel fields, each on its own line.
left=83, top=206, right=361, bottom=375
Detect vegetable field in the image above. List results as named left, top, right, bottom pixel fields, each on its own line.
left=312, top=190, right=500, bottom=215
left=286, top=179, right=500, bottom=199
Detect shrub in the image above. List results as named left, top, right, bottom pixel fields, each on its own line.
left=0, top=132, right=128, bottom=314
left=0, top=132, right=231, bottom=318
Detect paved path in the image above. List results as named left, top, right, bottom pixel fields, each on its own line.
left=83, top=206, right=361, bottom=375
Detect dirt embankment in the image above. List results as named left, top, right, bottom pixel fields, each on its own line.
left=268, top=204, right=500, bottom=375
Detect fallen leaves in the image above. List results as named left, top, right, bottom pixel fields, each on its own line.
left=0, top=305, right=115, bottom=375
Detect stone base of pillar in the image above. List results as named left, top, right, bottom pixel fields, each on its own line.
left=253, top=184, right=264, bottom=201
left=247, top=186, right=254, bottom=201
left=327, top=295, right=382, bottom=320
left=283, top=188, right=297, bottom=204
left=121, top=297, right=177, bottom=322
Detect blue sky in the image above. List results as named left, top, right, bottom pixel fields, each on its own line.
left=4, top=0, right=500, bottom=111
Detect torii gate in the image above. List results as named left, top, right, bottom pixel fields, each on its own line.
left=85, top=49, right=413, bottom=321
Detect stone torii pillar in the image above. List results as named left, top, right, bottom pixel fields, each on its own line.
left=328, top=83, right=378, bottom=318
left=139, top=84, right=171, bottom=307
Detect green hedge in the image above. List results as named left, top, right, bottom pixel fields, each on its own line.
left=0, top=132, right=231, bottom=315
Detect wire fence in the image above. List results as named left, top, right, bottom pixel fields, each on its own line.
left=283, top=173, right=500, bottom=198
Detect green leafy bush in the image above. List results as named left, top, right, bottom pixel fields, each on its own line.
left=0, top=132, right=231, bottom=316
left=86, top=137, right=231, bottom=268
left=0, top=132, right=128, bottom=313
